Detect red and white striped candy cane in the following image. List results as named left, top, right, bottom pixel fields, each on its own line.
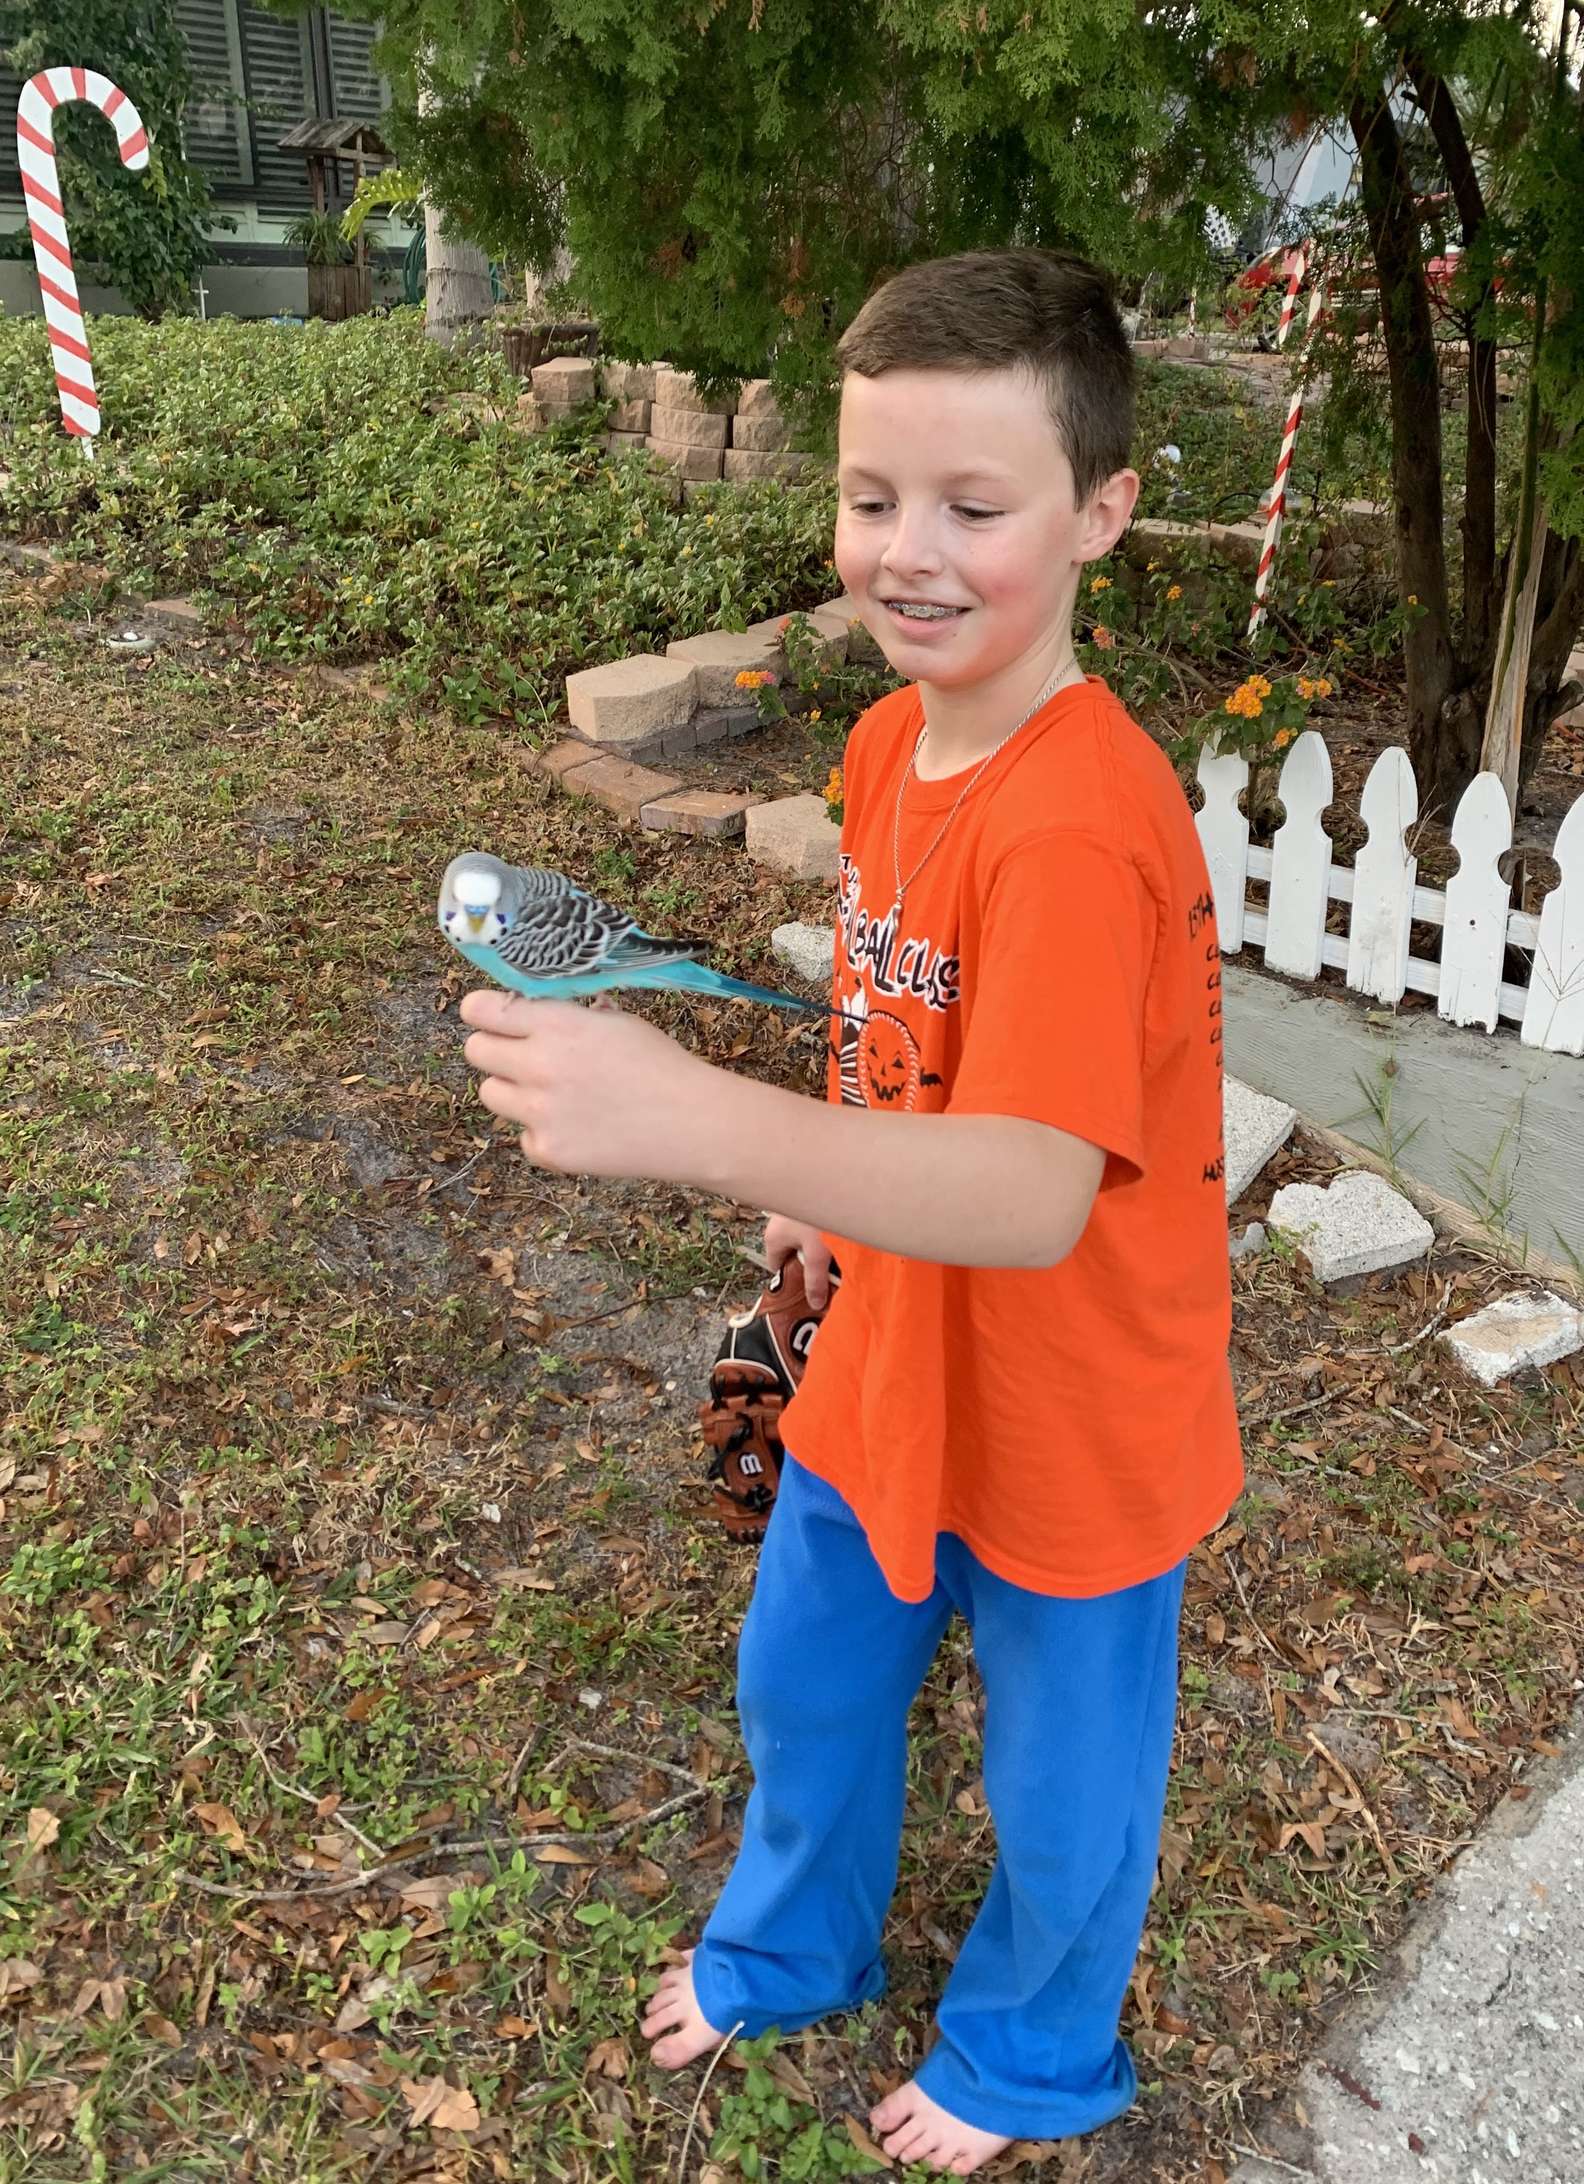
left=1274, top=243, right=1309, bottom=349
left=1248, top=272, right=1327, bottom=639
left=16, top=67, right=150, bottom=444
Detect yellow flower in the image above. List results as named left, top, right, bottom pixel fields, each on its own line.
left=1407, top=593, right=1418, bottom=606
left=823, top=767, right=843, bottom=810
left=1092, top=625, right=1115, bottom=650
left=361, top=594, right=374, bottom=607
left=733, top=668, right=772, bottom=689
left=1273, top=728, right=1294, bottom=748
left=1224, top=682, right=1265, bottom=720
left=808, top=707, right=822, bottom=723
left=1147, top=560, right=1160, bottom=573
left=1249, top=674, right=1273, bottom=698
left=1090, top=575, right=1112, bottom=593
left=1166, top=583, right=1183, bottom=602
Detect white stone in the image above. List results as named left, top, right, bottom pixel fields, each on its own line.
left=1442, top=1290, right=1583, bottom=1388
left=1224, top=1075, right=1297, bottom=1202
left=736, top=378, right=782, bottom=418
left=746, top=796, right=841, bottom=883
left=772, top=922, right=836, bottom=986
left=1230, top=1222, right=1267, bottom=1261
left=1266, top=1171, right=1434, bottom=1283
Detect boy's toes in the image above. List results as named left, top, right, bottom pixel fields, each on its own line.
left=640, top=1951, right=724, bottom=2071
left=870, top=2087, right=914, bottom=2136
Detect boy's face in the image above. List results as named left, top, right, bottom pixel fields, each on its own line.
left=834, top=365, right=1137, bottom=693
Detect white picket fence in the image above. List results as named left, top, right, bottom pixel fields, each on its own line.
left=1195, top=732, right=1584, bottom=1055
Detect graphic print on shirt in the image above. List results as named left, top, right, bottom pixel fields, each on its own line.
left=832, top=855, right=949, bottom=1112
left=1188, top=886, right=1227, bottom=1184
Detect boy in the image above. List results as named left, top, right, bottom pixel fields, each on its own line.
left=460, top=248, right=1242, bottom=2174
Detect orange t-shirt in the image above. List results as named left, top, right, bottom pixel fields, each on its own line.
left=780, top=676, right=1243, bottom=1603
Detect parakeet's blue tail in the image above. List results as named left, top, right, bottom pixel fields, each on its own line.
left=448, top=936, right=817, bottom=1013
left=633, top=960, right=819, bottom=1014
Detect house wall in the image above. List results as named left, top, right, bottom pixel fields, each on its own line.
left=0, top=2, right=414, bottom=320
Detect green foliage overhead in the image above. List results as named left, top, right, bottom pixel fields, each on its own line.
left=0, top=0, right=219, bottom=318
left=332, top=0, right=1266, bottom=397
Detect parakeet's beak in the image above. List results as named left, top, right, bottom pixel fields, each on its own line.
left=464, top=911, right=486, bottom=937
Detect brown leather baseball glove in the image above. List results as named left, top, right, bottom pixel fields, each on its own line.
left=699, top=1251, right=840, bottom=1540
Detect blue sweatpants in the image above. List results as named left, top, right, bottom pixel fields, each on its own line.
left=692, top=1458, right=1185, bottom=2143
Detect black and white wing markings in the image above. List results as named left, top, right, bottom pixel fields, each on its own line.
left=496, top=879, right=699, bottom=979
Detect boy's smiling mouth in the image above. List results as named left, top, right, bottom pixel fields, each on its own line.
left=881, top=599, right=969, bottom=624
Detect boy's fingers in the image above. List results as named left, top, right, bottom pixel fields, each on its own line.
left=464, top=1029, right=542, bottom=1079
left=459, top=988, right=533, bottom=1033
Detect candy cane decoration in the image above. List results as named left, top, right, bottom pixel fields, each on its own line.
left=1248, top=265, right=1327, bottom=640
left=16, top=67, right=150, bottom=447
left=1274, top=244, right=1309, bottom=349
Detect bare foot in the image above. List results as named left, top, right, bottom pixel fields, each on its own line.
left=870, top=2080, right=1012, bottom=2175
left=641, top=1948, right=726, bottom=2069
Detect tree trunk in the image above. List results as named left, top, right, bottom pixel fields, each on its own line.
left=417, top=78, right=493, bottom=348
left=1403, top=54, right=1500, bottom=663
left=424, top=203, right=493, bottom=347
left=1350, top=88, right=1474, bottom=815
left=1481, top=496, right=1549, bottom=810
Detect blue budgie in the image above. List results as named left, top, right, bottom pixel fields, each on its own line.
left=437, top=852, right=818, bottom=1013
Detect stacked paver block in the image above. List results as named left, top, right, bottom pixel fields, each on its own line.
left=648, top=367, right=732, bottom=481
left=530, top=356, right=597, bottom=418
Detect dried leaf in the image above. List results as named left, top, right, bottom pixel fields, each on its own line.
left=193, top=1801, right=249, bottom=1853
left=25, top=1808, right=60, bottom=1854
left=844, top=2113, right=893, bottom=2164
left=586, top=2036, right=628, bottom=2080
left=534, top=1843, right=595, bottom=1866
left=402, top=2074, right=480, bottom=2132
left=0, top=1959, right=43, bottom=2004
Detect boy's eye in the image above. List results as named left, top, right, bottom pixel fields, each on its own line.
left=954, top=506, right=1002, bottom=522
left=848, top=499, right=889, bottom=515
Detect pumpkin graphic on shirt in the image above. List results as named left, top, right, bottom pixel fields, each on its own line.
left=858, top=1010, right=923, bottom=1111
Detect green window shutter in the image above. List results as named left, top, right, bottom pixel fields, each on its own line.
left=239, top=2, right=315, bottom=212
left=176, top=0, right=252, bottom=190
left=325, top=13, right=387, bottom=120
left=1, top=58, right=26, bottom=189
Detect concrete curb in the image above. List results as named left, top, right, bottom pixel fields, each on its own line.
left=1228, top=1709, right=1584, bottom=2184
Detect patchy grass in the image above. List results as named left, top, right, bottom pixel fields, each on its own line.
left=1, top=576, right=1581, bottom=2183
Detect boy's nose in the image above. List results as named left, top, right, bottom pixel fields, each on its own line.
left=879, top=520, right=946, bottom=580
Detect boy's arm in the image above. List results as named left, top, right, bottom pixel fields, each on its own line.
left=460, top=993, right=1103, bottom=1270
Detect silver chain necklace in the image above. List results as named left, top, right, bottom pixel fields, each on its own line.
left=890, top=659, right=1078, bottom=917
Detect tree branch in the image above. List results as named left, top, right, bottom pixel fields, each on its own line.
left=1401, top=50, right=1498, bottom=657
left=1350, top=85, right=1463, bottom=792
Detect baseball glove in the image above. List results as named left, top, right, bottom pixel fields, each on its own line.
left=699, top=1251, right=840, bottom=1540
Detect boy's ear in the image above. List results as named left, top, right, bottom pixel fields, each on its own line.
left=1079, top=467, right=1141, bottom=565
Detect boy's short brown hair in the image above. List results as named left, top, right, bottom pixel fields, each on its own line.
left=836, top=248, right=1134, bottom=505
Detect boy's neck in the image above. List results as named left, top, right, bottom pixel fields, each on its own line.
left=913, top=637, right=1086, bottom=782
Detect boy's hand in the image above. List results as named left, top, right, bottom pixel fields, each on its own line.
left=764, top=1213, right=835, bottom=1310
left=460, top=989, right=713, bottom=1181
